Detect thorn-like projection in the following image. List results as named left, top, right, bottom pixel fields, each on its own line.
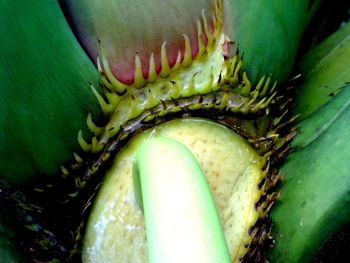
left=87, top=113, right=103, bottom=137
left=97, top=56, right=115, bottom=92
left=241, top=72, right=252, bottom=96
left=217, top=92, right=229, bottom=110
left=73, top=153, right=83, bottom=164
left=90, top=84, right=114, bottom=115
left=202, top=10, right=213, bottom=45
left=148, top=53, right=157, bottom=82
left=259, top=76, right=272, bottom=97
left=199, top=68, right=214, bottom=94
left=75, top=177, right=86, bottom=189
left=183, top=73, right=197, bottom=97
left=173, top=50, right=182, bottom=71
left=60, top=166, right=69, bottom=177
left=91, top=137, right=104, bottom=154
left=197, top=19, right=205, bottom=57
left=251, top=98, right=267, bottom=113
left=229, top=57, right=243, bottom=85
left=134, top=55, right=146, bottom=87
left=160, top=42, right=171, bottom=77
left=99, top=45, right=127, bottom=94
left=105, top=91, right=121, bottom=106
left=182, top=34, right=193, bottom=67
left=273, top=110, right=289, bottom=127
left=78, top=130, right=92, bottom=152
left=169, top=81, right=181, bottom=99
left=255, top=76, right=266, bottom=93
left=268, top=81, right=277, bottom=95
left=248, top=90, right=260, bottom=107
left=259, top=92, right=277, bottom=110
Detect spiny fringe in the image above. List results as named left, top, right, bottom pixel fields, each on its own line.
left=97, top=0, right=223, bottom=93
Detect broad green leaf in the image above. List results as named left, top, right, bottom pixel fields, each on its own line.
left=0, top=0, right=101, bottom=185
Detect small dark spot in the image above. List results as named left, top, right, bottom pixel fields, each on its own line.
left=329, top=92, right=335, bottom=97
left=300, top=201, right=307, bottom=208
left=218, top=70, right=222, bottom=84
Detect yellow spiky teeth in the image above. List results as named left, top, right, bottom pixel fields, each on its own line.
left=97, top=0, right=223, bottom=94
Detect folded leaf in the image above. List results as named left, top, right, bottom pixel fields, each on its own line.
left=0, top=0, right=101, bottom=184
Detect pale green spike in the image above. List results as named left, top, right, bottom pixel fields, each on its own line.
left=91, top=137, right=103, bottom=153
left=197, top=19, right=205, bottom=57
left=198, top=68, right=214, bottom=94
left=78, top=130, right=92, bottom=152
left=100, top=46, right=127, bottom=94
left=230, top=100, right=244, bottom=113
left=226, top=54, right=237, bottom=78
left=182, top=74, right=196, bottom=97
left=215, top=0, right=221, bottom=22
left=230, top=58, right=243, bottom=84
left=97, top=56, right=116, bottom=91
left=268, top=81, right=277, bottom=95
left=241, top=72, right=252, bottom=96
left=134, top=55, right=146, bottom=87
left=172, top=50, right=182, bottom=72
left=182, top=34, right=193, bottom=67
left=75, top=177, right=86, bottom=189
left=217, top=93, right=229, bottom=110
left=87, top=113, right=103, bottom=137
left=248, top=89, right=260, bottom=107
left=251, top=97, right=267, bottom=113
left=170, top=81, right=182, bottom=99
left=73, top=152, right=83, bottom=164
left=60, top=165, right=69, bottom=176
left=202, top=10, right=213, bottom=45
left=259, top=76, right=271, bottom=97
left=212, top=74, right=220, bottom=91
left=90, top=85, right=114, bottom=115
left=260, top=91, right=277, bottom=109
left=160, top=42, right=171, bottom=77
left=254, top=76, right=266, bottom=92
left=105, top=91, right=121, bottom=106
left=148, top=53, right=157, bottom=82
left=273, top=110, right=288, bottom=127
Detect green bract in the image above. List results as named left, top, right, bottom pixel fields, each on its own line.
left=0, top=0, right=101, bottom=185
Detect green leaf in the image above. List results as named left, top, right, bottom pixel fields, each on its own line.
left=0, top=0, right=101, bottom=185
left=269, top=88, right=350, bottom=262
left=294, top=21, right=350, bottom=120
left=223, top=0, right=320, bottom=83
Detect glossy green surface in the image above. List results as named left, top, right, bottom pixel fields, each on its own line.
left=295, top=22, right=350, bottom=120
left=223, top=0, right=320, bottom=84
left=0, top=0, right=101, bottom=184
